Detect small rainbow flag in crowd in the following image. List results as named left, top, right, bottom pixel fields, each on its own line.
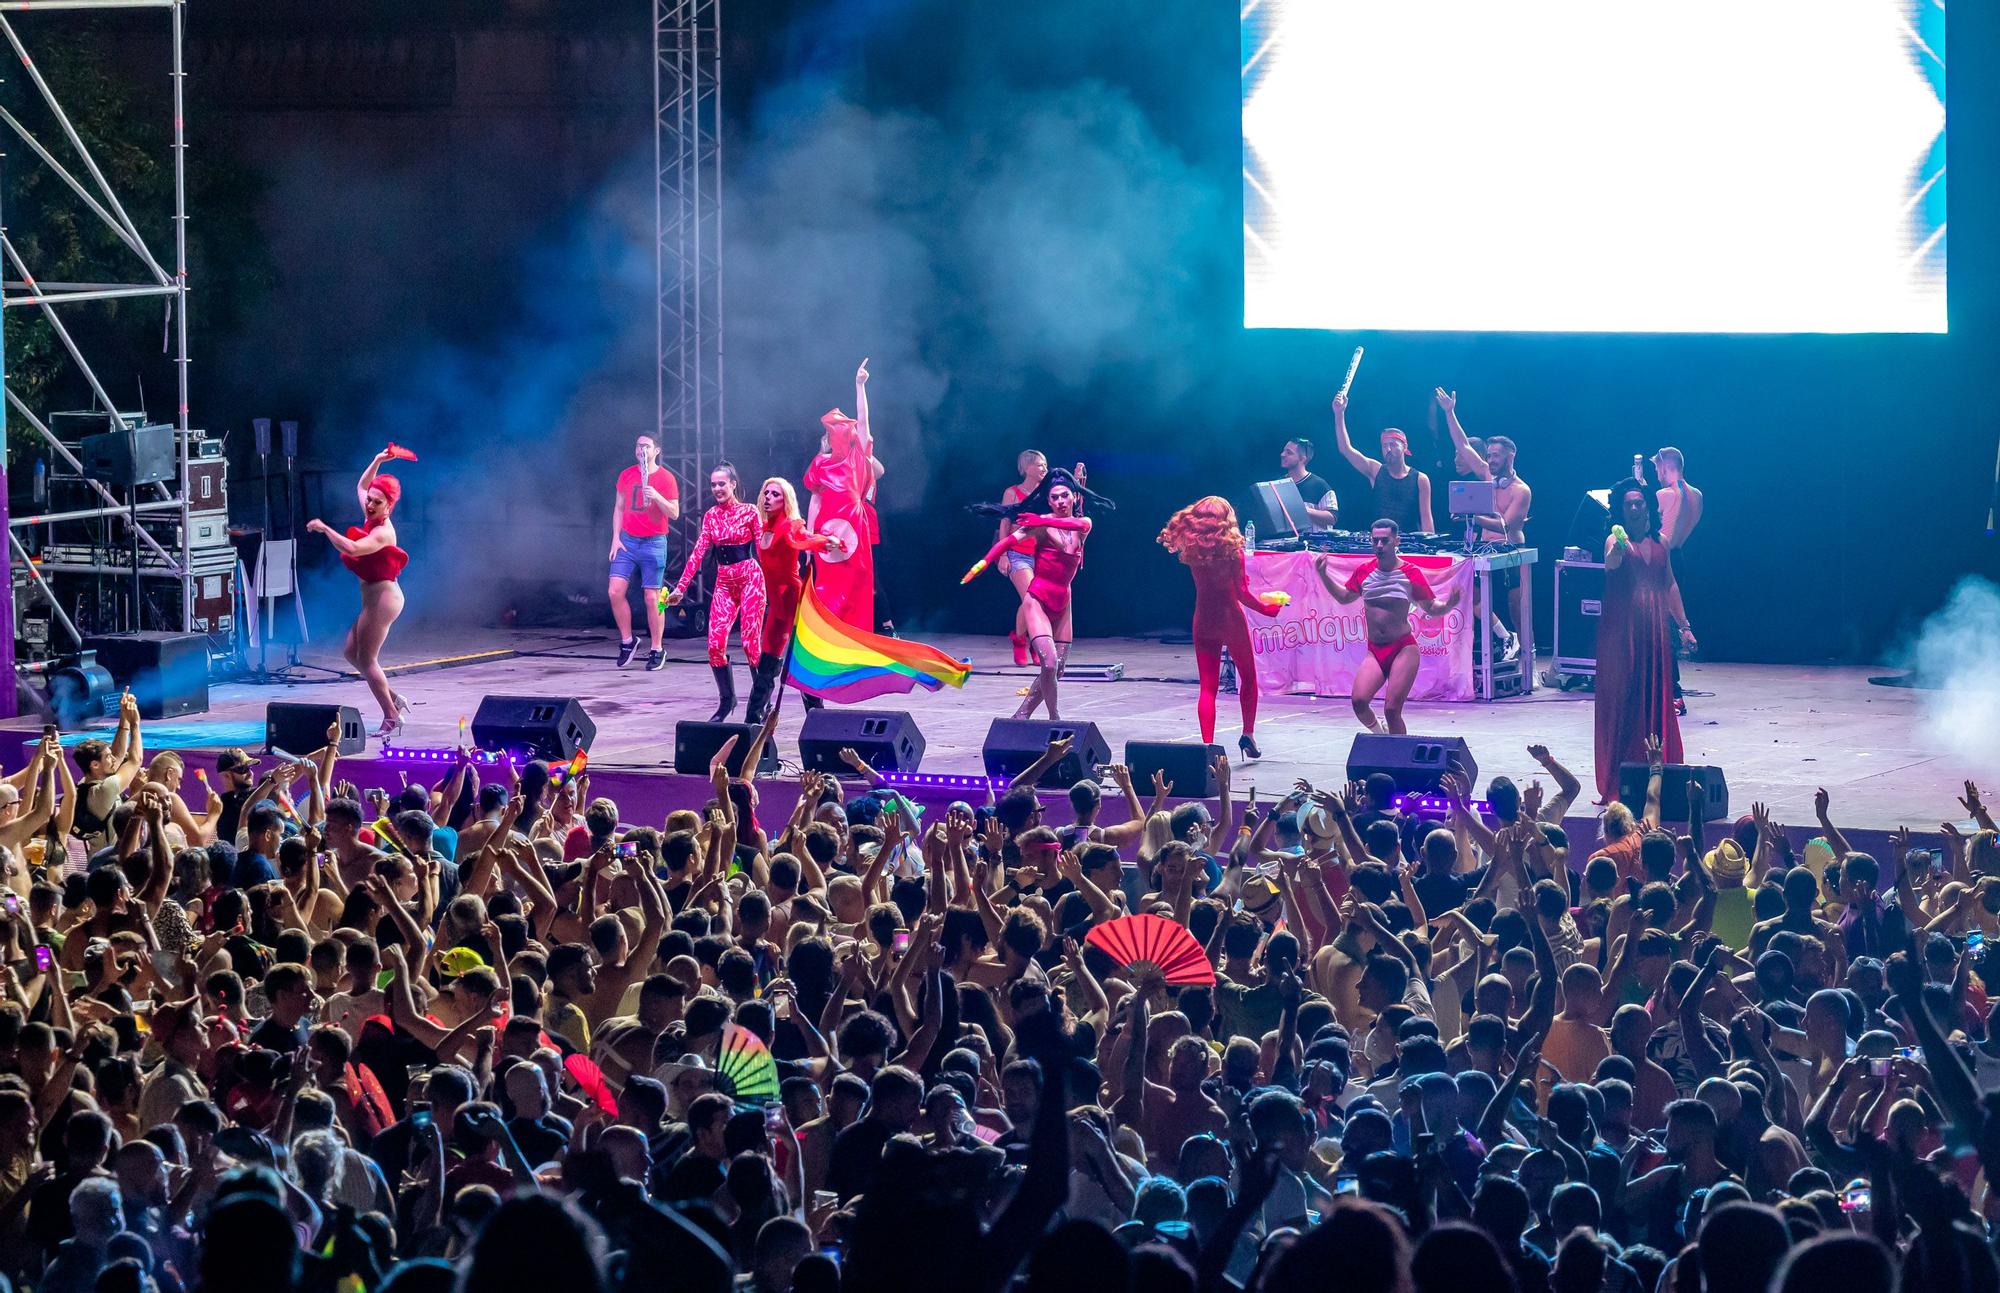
left=788, top=579, right=970, bottom=704
left=550, top=748, right=588, bottom=786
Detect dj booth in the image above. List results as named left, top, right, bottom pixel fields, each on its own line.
left=1243, top=535, right=1537, bottom=702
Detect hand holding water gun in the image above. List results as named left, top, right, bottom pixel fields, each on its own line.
left=1609, top=524, right=1630, bottom=551
left=961, top=529, right=1025, bottom=586
left=1257, top=590, right=1291, bottom=609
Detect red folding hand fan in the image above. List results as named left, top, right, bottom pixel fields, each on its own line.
left=1085, top=914, right=1215, bottom=986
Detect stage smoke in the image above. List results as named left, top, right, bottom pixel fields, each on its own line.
left=1902, top=576, right=2000, bottom=778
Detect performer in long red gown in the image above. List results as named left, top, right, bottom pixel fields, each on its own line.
left=1594, top=477, right=1698, bottom=801
left=746, top=476, right=843, bottom=723
left=806, top=359, right=881, bottom=634
left=1157, top=497, right=1285, bottom=760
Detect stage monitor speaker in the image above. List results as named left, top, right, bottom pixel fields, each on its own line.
left=80, top=424, right=175, bottom=488
left=470, top=695, right=596, bottom=762
left=674, top=721, right=779, bottom=777
left=1618, top=763, right=1730, bottom=824
left=266, top=702, right=366, bottom=757
left=1123, top=741, right=1223, bottom=799
left=1345, top=733, right=1478, bottom=794
left=982, top=718, right=1111, bottom=788
left=798, top=709, right=925, bottom=774
left=1554, top=560, right=1605, bottom=668
left=82, top=632, right=209, bottom=719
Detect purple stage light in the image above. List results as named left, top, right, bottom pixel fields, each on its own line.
left=877, top=771, right=1008, bottom=794
left=1394, top=793, right=1491, bottom=816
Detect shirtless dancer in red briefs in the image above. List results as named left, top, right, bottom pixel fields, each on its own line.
left=1314, top=519, right=1460, bottom=734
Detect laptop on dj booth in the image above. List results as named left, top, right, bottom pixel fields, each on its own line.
left=1251, top=477, right=1311, bottom=547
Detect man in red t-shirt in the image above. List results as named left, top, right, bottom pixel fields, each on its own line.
left=610, top=434, right=681, bottom=669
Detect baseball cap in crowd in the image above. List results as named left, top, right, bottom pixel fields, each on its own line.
left=0, top=785, right=19, bottom=809
left=215, top=749, right=258, bottom=774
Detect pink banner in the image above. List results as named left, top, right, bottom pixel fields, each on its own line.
left=1243, top=552, right=1476, bottom=702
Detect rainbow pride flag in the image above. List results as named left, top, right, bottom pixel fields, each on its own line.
left=550, top=748, right=588, bottom=786
left=788, top=579, right=970, bottom=703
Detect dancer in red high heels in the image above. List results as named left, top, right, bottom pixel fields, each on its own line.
left=745, top=475, right=844, bottom=723
left=994, top=449, right=1047, bottom=666
left=965, top=467, right=1112, bottom=721
left=1157, top=496, right=1286, bottom=761
left=307, top=445, right=416, bottom=739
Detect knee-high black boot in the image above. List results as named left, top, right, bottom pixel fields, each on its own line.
left=709, top=665, right=736, bottom=722
left=744, top=656, right=779, bottom=724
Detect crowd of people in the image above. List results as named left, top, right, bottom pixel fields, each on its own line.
left=0, top=693, right=1989, bottom=1293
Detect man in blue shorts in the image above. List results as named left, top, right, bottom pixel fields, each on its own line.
left=610, top=433, right=680, bottom=669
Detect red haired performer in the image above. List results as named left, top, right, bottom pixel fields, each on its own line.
left=306, top=445, right=416, bottom=739
left=965, top=467, right=1112, bottom=721
left=805, top=359, right=882, bottom=633
left=1312, top=519, right=1460, bottom=735
left=1157, top=497, right=1287, bottom=761
left=665, top=463, right=766, bottom=721
left=745, top=476, right=844, bottom=723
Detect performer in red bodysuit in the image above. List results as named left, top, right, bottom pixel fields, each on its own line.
left=1313, top=519, right=1460, bottom=735
left=1594, top=477, right=1694, bottom=801
left=1157, top=497, right=1286, bottom=760
left=666, top=463, right=766, bottom=721
left=307, top=445, right=416, bottom=739
left=966, top=467, right=1112, bottom=721
left=745, top=476, right=843, bottom=724
left=805, top=359, right=881, bottom=633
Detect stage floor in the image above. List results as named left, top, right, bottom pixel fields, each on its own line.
left=16, top=627, right=1958, bottom=832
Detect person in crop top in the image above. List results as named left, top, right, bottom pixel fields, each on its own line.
left=1313, top=519, right=1461, bottom=735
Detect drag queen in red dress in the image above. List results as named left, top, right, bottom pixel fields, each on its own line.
left=967, top=467, right=1113, bottom=721
left=745, top=476, right=843, bottom=723
left=805, top=359, right=881, bottom=634
left=667, top=463, right=766, bottom=721
left=1157, top=497, right=1285, bottom=760
left=307, top=446, right=414, bottom=739
left=1594, top=477, right=1696, bottom=801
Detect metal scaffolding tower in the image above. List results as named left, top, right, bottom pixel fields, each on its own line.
left=1, top=0, right=222, bottom=665
left=655, top=0, right=723, bottom=581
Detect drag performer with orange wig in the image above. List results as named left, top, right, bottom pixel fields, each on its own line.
left=745, top=476, right=845, bottom=723
left=1158, top=497, right=1286, bottom=760
left=805, top=359, right=882, bottom=633
left=307, top=444, right=417, bottom=739
left=965, top=467, right=1113, bottom=721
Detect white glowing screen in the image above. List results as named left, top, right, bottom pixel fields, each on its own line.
left=1242, top=1, right=1946, bottom=333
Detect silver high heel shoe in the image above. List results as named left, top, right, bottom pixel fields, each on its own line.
left=392, top=692, right=412, bottom=715
left=372, top=714, right=404, bottom=742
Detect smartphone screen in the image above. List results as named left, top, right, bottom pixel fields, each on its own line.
left=892, top=930, right=911, bottom=954
left=32, top=946, right=53, bottom=973
left=618, top=841, right=639, bottom=859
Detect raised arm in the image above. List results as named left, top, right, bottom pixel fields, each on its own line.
left=1312, top=556, right=1363, bottom=605
left=356, top=447, right=393, bottom=509
left=1434, top=388, right=1487, bottom=478
left=667, top=510, right=714, bottom=603
left=1813, top=787, right=1855, bottom=861
left=1008, top=736, right=1074, bottom=792
left=1330, top=393, right=1379, bottom=480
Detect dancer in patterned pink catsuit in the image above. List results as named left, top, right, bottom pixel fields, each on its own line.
left=666, top=462, right=766, bottom=721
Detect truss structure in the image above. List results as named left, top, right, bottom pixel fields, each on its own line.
left=1, top=0, right=214, bottom=656
left=655, top=0, right=723, bottom=588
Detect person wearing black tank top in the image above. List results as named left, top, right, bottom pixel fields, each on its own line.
left=1331, top=392, right=1434, bottom=533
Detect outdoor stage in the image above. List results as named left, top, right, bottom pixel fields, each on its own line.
left=5, top=627, right=1958, bottom=838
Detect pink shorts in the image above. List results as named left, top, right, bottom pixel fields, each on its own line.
left=1367, top=633, right=1417, bottom=674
